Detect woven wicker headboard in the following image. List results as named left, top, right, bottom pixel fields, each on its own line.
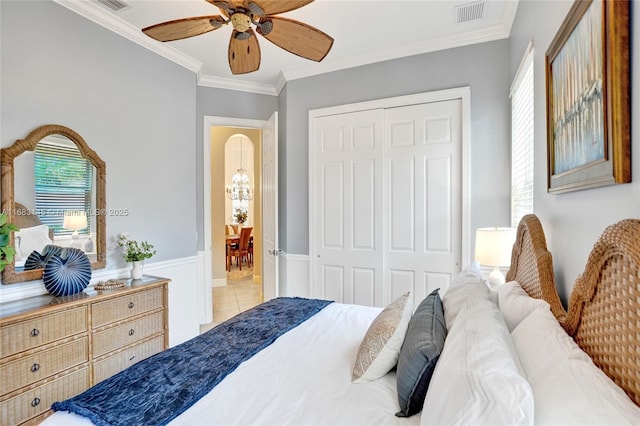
left=562, top=219, right=640, bottom=406
left=13, top=202, right=43, bottom=229
left=13, top=202, right=54, bottom=240
left=505, top=214, right=566, bottom=322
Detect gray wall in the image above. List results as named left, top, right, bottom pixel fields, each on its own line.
left=509, top=0, right=640, bottom=302
left=280, top=40, right=512, bottom=255
left=195, top=86, right=277, bottom=251
left=1, top=1, right=197, bottom=273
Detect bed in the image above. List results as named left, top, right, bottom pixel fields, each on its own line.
left=11, top=202, right=55, bottom=269
left=42, top=214, right=640, bottom=425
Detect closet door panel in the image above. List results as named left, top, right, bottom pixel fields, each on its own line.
left=321, top=161, right=344, bottom=248
left=352, top=159, right=375, bottom=251
left=321, top=265, right=344, bottom=302
left=389, top=157, right=415, bottom=252
left=313, top=110, right=385, bottom=306
left=424, top=155, right=452, bottom=252
left=385, top=100, right=462, bottom=307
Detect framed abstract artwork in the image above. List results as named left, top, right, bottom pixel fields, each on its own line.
left=545, top=0, right=630, bottom=193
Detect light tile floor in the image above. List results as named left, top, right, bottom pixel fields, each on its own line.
left=199, top=267, right=262, bottom=334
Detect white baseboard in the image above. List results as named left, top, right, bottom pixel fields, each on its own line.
left=212, top=277, right=227, bottom=288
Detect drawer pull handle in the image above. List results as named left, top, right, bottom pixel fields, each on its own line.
left=128, top=302, right=135, bottom=309
left=129, top=355, right=136, bottom=361
left=31, top=363, right=40, bottom=373
left=31, top=397, right=41, bottom=407
left=30, top=328, right=40, bottom=337
left=128, top=329, right=135, bottom=336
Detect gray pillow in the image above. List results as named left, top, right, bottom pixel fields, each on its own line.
left=395, top=288, right=447, bottom=417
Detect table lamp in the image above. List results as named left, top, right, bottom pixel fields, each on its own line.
left=474, top=227, right=516, bottom=287
left=63, top=210, right=87, bottom=249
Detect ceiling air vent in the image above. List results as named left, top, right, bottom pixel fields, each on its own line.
left=96, top=0, right=130, bottom=12
left=455, top=1, right=485, bottom=23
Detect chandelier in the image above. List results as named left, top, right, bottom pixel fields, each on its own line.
left=226, top=137, right=254, bottom=201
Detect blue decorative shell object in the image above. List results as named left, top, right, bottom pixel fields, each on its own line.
left=43, top=247, right=92, bottom=297
left=24, top=245, right=64, bottom=271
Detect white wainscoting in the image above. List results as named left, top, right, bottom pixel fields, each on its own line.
left=0, top=256, right=202, bottom=348
left=145, top=257, right=201, bottom=347
left=280, top=252, right=310, bottom=299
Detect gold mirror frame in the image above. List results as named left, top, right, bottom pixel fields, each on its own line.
left=1, top=124, right=106, bottom=284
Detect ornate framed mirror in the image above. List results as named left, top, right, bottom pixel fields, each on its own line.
left=1, top=124, right=106, bottom=284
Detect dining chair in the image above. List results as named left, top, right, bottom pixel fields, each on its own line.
left=229, top=227, right=253, bottom=270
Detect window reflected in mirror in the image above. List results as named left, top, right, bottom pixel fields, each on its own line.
left=13, top=136, right=98, bottom=272
left=2, top=124, right=106, bottom=284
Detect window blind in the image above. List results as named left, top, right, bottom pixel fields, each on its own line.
left=510, top=43, right=534, bottom=227
left=35, top=140, right=93, bottom=235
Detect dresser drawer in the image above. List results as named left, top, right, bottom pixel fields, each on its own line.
left=91, top=287, right=164, bottom=328
left=0, top=307, right=87, bottom=357
left=93, top=335, right=164, bottom=385
left=0, top=366, right=89, bottom=426
left=93, top=312, right=164, bottom=358
left=0, top=337, right=88, bottom=396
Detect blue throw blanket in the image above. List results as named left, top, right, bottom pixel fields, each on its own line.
left=52, top=297, right=332, bottom=426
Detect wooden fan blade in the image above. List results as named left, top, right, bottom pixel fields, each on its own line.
left=228, top=29, right=261, bottom=74
left=142, top=16, right=225, bottom=42
left=253, top=0, right=314, bottom=16
left=258, top=16, right=333, bottom=62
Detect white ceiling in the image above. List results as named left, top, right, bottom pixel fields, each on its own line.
left=55, top=0, right=520, bottom=95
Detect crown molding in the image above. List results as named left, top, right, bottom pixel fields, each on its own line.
left=197, top=74, right=278, bottom=96
left=282, top=21, right=513, bottom=83
left=53, top=0, right=202, bottom=73
left=274, top=72, right=288, bottom=95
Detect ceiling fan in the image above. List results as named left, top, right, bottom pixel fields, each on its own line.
left=142, top=0, right=334, bottom=75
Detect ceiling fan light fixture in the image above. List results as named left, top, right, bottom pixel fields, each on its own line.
left=257, top=19, right=273, bottom=36
left=231, top=13, right=251, bottom=32
left=210, top=19, right=224, bottom=29
left=248, top=2, right=264, bottom=17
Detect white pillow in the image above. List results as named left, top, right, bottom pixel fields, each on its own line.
left=511, top=308, right=640, bottom=425
left=15, top=224, right=53, bottom=259
left=442, top=263, right=492, bottom=331
left=422, top=296, right=534, bottom=426
left=352, top=292, right=412, bottom=383
left=451, top=261, right=484, bottom=286
left=497, top=281, right=550, bottom=332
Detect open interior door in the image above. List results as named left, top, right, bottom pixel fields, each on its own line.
left=262, top=111, right=278, bottom=301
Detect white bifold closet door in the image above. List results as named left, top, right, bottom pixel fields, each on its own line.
left=313, top=99, right=462, bottom=308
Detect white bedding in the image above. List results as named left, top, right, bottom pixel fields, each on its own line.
left=44, top=303, right=421, bottom=426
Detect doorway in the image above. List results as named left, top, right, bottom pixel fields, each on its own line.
left=202, top=114, right=278, bottom=325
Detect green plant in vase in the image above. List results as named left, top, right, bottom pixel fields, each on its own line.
left=117, top=233, right=156, bottom=279
left=0, top=213, right=19, bottom=272
left=234, top=208, right=248, bottom=226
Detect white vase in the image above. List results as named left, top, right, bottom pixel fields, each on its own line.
left=130, top=261, right=144, bottom=280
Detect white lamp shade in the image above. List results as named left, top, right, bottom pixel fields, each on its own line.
left=474, top=227, right=516, bottom=267
left=63, top=210, right=88, bottom=231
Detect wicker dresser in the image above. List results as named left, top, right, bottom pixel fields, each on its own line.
left=0, top=275, right=169, bottom=425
